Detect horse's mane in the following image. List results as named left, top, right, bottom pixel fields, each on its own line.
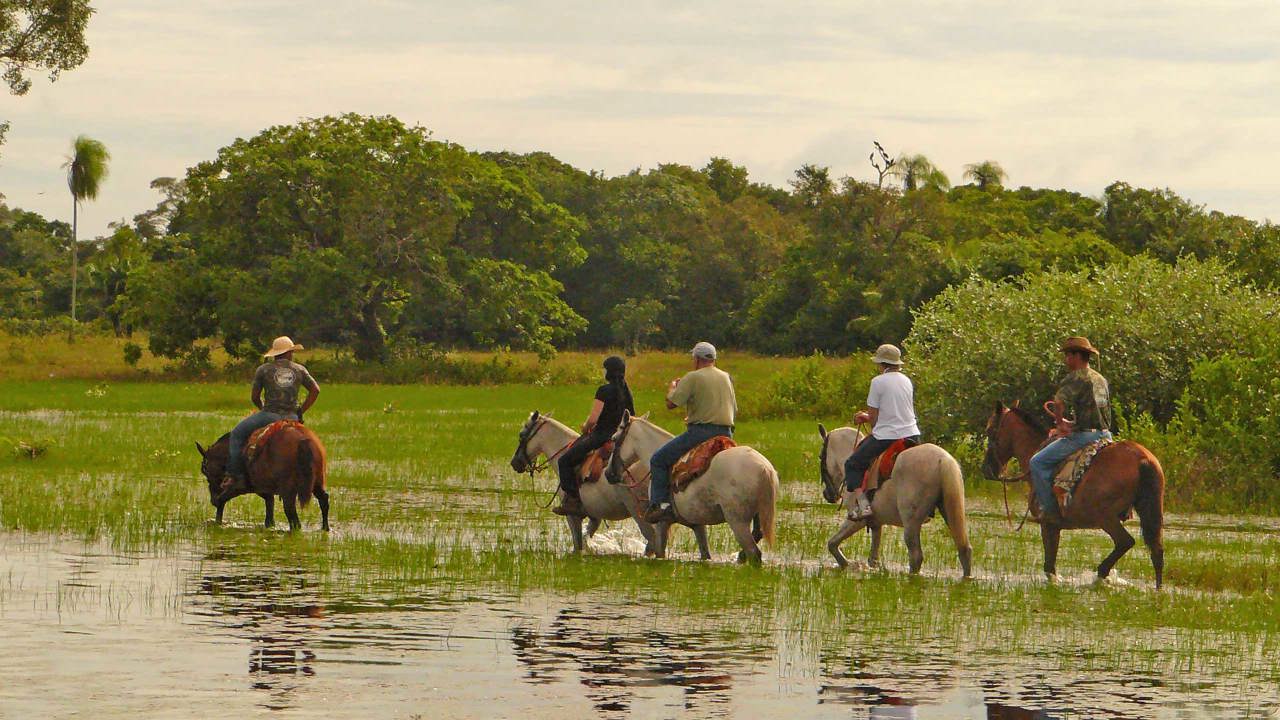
left=1008, top=404, right=1049, bottom=434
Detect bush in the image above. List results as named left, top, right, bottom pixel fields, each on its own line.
left=122, top=342, right=143, bottom=367
left=754, top=352, right=875, bottom=420
left=908, top=256, right=1280, bottom=438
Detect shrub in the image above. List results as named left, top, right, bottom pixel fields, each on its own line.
left=122, top=342, right=143, bottom=367
left=908, top=256, right=1280, bottom=438
left=754, top=352, right=875, bottom=420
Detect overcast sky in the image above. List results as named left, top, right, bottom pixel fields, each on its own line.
left=2, top=1, right=1278, bottom=238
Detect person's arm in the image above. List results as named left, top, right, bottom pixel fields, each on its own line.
left=251, top=370, right=264, bottom=410
left=854, top=408, right=879, bottom=426
left=666, top=375, right=691, bottom=410
left=582, top=399, right=604, bottom=434
left=300, top=382, right=320, bottom=414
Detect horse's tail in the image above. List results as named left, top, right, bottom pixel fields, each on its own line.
left=296, top=436, right=315, bottom=507
left=1134, top=455, right=1165, bottom=587
left=936, top=451, right=971, bottom=560
left=756, top=462, right=778, bottom=546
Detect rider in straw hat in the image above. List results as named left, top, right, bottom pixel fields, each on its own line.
left=844, top=343, right=920, bottom=521
left=1029, top=336, right=1113, bottom=524
left=223, top=336, right=321, bottom=489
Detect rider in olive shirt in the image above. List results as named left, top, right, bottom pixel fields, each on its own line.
left=645, top=341, right=737, bottom=524
left=224, top=336, right=320, bottom=488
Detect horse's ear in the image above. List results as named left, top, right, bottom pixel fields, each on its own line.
left=818, top=423, right=827, bottom=439
left=195, top=442, right=207, bottom=458
left=622, top=409, right=631, bottom=422
left=530, top=410, right=540, bottom=423
left=1012, top=399, right=1021, bottom=409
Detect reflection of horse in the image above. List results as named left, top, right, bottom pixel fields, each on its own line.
left=606, top=412, right=777, bottom=563
left=818, top=425, right=971, bottom=576
left=196, top=423, right=330, bottom=531
left=509, top=411, right=659, bottom=555
left=509, top=606, right=735, bottom=718
left=983, top=402, right=1164, bottom=587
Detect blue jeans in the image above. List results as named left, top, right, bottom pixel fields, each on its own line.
left=843, top=435, right=919, bottom=492
left=226, top=410, right=294, bottom=477
left=649, top=424, right=733, bottom=507
left=1030, top=430, right=1112, bottom=512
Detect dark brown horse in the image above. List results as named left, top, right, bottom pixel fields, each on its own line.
left=983, top=401, right=1164, bottom=588
left=196, top=424, right=330, bottom=531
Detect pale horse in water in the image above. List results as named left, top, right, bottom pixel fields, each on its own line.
left=818, top=424, right=972, bottom=577
left=606, top=411, right=779, bottom=564
left=509, top=411, right=660, bottom=555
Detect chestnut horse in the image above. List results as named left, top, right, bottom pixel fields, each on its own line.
left=196, top=424, right=330, bottom=532
left=983, top=401, right=1164, bottom=587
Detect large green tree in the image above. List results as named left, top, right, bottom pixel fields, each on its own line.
left=1, top=1, right=94, bottom=150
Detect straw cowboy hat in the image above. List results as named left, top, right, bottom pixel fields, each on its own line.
left=871, top=344, right=904, bottom=366
left=1059, top=336, right=1099, bottom=356
left=263, top=336, right=304, bottom=358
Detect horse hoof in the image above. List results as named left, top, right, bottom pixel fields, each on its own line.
left=1045, top=573, right=1061, bottom=585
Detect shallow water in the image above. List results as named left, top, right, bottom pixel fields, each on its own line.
left=1, top=533, right=1275, bottom=719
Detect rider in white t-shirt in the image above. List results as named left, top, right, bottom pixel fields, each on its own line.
left=843, top=344, right=921, bottom=520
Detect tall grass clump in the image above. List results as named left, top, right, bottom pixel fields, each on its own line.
left=754, top=352, right=876, bottom=420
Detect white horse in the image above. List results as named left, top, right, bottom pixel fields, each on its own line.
left=606, top=411, right=779, bottom=564
left=510, top=411, right=659, bottom=554
left=818, top=424, right=972, bottom=577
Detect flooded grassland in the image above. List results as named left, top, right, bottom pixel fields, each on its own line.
left=0, top=381, right=1277, bottom=718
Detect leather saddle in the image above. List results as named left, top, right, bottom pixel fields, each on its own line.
left=576, top=441, right=614, bottom=485
left=861, top=437, right=918, bottom=492
left=672, top=436, right=738, bottom=492
left=244, top=420, right=304, bottom=465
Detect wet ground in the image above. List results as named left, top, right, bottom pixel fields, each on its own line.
left=2, top=532, right=1275, bottom=719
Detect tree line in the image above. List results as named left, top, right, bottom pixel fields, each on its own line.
left=4, top=113, right=1280, bottom=366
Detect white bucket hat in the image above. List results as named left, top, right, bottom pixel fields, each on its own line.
left=264, top=336, right=304, bottom=358
left=871, top=344, right=903, bottom=366
left=691, top=341, right=717, bottom=360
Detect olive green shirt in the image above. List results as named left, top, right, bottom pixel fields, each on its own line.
left=1054, top=367, right=1112, bottom=432
left=668, top=366, right=737, bottom=427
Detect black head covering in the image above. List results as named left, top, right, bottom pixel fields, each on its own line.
left=602, top=356, right=634, bottom=416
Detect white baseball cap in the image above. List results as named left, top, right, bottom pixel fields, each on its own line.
left=691, top=341, right=717, bottom=360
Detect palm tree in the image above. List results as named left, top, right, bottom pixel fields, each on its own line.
left=962, top=160, right=1007, bottom=190
left=892, top=153, right=950, bottom=192
left=64, top=134, right=110, bottom=327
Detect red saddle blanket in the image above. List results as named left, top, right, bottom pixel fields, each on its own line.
left=245, top=420, right=305, bottom=464
left=577, top=441, right=614, bottom=485
left=861, top=438, right=917, bottom=492
left=672, top=436, right=737, bottom=492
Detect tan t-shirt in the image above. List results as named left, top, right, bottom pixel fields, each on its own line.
left=668, top=366, right=737, bottom=426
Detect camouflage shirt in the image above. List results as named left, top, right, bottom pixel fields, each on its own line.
left=1054, top=367, right=1112, bottom=432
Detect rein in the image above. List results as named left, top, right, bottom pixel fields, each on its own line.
left=521, top=419, right=575, bottom=476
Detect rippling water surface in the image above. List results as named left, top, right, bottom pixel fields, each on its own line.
left=1, top=532, right=1274, bottom=719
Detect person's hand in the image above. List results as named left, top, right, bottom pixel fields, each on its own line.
left=668, top=378, right=680, bottom=391
left=854, top=411, right=871, bottom=425
left=1054, top=417, right=1074, bottom=436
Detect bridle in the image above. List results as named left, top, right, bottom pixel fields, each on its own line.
left=516, top=418, right=574, bottom=476
left=607, top=416, right=651, bottom=488
left=984, top=408, right=1033, bottom=529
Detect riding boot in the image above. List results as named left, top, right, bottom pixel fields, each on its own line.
left=644, top=503, right=678, bottom=524
left=847, top=489, right=874, bottom=521
left=552, top=493, right=586, bottom=517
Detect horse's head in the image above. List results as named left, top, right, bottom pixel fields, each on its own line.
left=510, top=411, right=542, bottom=473
left=983, top=400, right=1045, bottom=480
left=195, top=436, right=231, bottom=506
left=817, top=424, right=862, bottom=504
left=605, top=410, right=634, bottom=483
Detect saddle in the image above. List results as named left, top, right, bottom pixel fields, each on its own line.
left=861, top=438, right=918, bottom=492
left=577, top=441, right=614, bottom=485
left=672, top=436, right=737, bottom=492
left=1051, top=438, right=1114, bottom=511
left=244, top=420, right=305, bottom=465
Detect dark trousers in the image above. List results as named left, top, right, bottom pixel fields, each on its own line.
left=843, top=435, right=919, bottom=491
left=557, top=432, right=610, bottom=498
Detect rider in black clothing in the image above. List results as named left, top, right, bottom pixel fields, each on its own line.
left=553, top=356, right=635, bottom=516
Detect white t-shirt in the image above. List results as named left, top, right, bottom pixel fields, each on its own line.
left=867, top=371, right=920, bottom=440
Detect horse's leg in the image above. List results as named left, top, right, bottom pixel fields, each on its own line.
left=751, top=514, right=763, bottom=544
left=584, top=517, right=601, bottom=539
left=567, top=516, right=584, bottom=553
left=1096, top=516, right=1136, bottom=582
left=653, top=522, right=672, bottom=559
left=215, top=501, right=226, bottom=524
left=827, top=517, right=863, bottom=569
left=260, top=494, right=275, bottom=528
left=313, top=487, right=329, bottom=532
left=903, top=521, right=925, bottom=574
left=635, top=519, right=658, bottom=556
left=728, top=518, right=762, bottom=565
left=282, top=493, right=301, bottom=532
left=868, top=525, right=883, bottom=568
left=691, top=525, right=712, bottom=561
left=1041, top=522, right=1062, bottom=581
